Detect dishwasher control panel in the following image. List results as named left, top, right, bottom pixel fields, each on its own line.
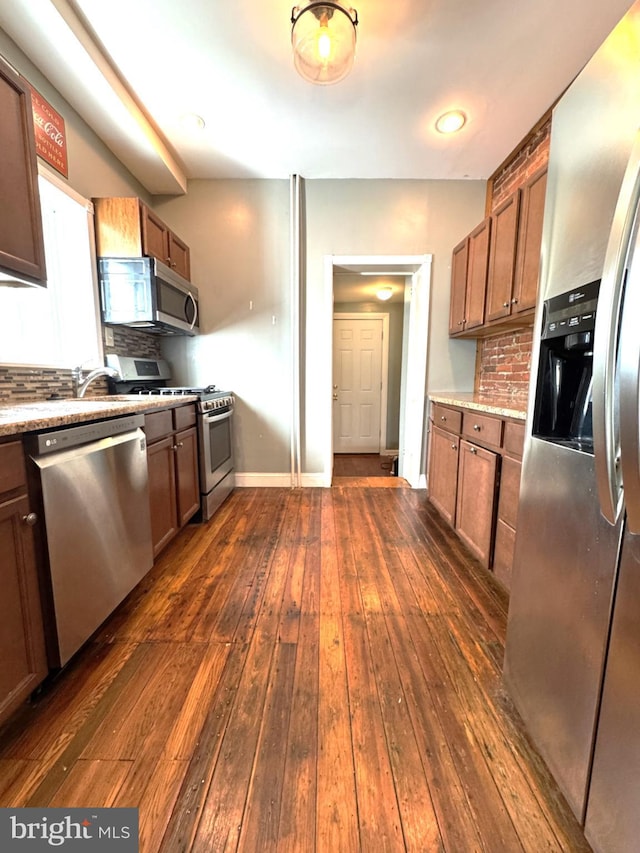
left=27, top=414, right=145, bottom=455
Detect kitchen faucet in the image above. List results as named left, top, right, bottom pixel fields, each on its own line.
left=72, top=364, right=121, bottom=397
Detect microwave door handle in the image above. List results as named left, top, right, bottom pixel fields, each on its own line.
left=593, top=130, right=640, bottom=524
left=187, top=292, right=198, bottom=331
left=619, top=206, right=640, bottom=533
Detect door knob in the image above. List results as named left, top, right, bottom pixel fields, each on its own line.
left=333, top=394, right=338, bottom=401
left=333, top=384, right=338, bottom=389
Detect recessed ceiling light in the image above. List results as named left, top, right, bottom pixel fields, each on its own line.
left=435, top=110, right=467, bottom=134
left=178, top=113, right=206, bottom=132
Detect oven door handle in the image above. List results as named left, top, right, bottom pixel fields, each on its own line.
left=202, top=408, right=233, bottom=424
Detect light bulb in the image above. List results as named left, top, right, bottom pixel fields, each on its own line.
left=317, top=25, right=332, bottom=61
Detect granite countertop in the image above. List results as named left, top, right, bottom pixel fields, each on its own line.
left=429, top=391, right=528, bottom=421
left=0, top=395, right=199, bottom=437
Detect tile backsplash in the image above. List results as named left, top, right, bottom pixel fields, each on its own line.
left=0, top=326, right=163, bottom=403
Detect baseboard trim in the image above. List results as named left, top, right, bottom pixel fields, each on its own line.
left=235, top=473, right=331, bottom=488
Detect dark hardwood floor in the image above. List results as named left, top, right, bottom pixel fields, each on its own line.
left=333, top=453, right=395, bottom=477
left=0, top=486, right=590, bottom=852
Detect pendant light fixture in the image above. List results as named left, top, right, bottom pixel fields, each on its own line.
left=291, top=2, right=359, bottom=85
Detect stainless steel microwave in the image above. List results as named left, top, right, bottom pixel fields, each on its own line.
left=98, top=257, right=199, bottom=336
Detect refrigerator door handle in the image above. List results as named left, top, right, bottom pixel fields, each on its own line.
left=593, top=129, right=640, bottom=525
left=619, top=206, right=640, bottom=533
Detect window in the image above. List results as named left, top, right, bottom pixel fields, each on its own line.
left=0, top=170, right=102, bottom=368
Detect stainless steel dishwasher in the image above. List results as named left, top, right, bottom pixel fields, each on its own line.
left=26, top=414, right=153, bottom=666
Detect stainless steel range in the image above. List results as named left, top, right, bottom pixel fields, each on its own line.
left=106, top=355, right=235, bottom=519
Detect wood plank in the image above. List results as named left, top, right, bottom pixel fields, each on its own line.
left=276, top=491, right=321, bottom=853
left=47, top=759, right=131, bottom=807
left=315, top=490, right=359, bottom=852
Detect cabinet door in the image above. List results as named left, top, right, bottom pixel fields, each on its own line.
left=140, top=204, right=170, bottom=266
left=147, top=436, right=178, bottom=556
left=0, top=494, right=47, bottom=724
left=464, top=218, right=491, bottom=330
left=449, top=238, right=468, bottom=335
left=168, top=232, right=191, bottom=280
left=485, top=191, right=521, bottom=322
left=428, top=426, right=460, bottom=526
left=513, top=166, right=548, bottom=313
left=497, top=456, right=522, bottom=530
left=455, top=440, right=499, bottom=567
left=175, top=426, right=200, bottom=527
left=0, top=59, right=46, bottom=286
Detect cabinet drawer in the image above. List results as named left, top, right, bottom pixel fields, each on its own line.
left=0, top=441, right=27, bottom=494
left=432, top=404, right=462, bottom=435
left=173, top=403, right=196, bottom=431
left=145, top=409, right=174, bottom=443
left=503, top=420, right=525, bottom=458
left=462, top=412, right=503, bottom=448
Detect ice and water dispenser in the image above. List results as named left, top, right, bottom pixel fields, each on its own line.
left=533, top=280, right=599, bottom=453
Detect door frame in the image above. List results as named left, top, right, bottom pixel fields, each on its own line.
left=322, top=254, right=432, bottom=488
left=333, top=312, right=390, bottom=453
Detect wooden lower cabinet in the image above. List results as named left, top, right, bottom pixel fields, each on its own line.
left=0, top=441, right=47, bottom=725
left=455, top=440, right=499, bottom=567
left=145, top=405, right=200, bottom=557
left=428, top=402, right=526, bottom=584
left=427, top=426, right=460, bottom=525
left=492, top=423, right=524, bottom=589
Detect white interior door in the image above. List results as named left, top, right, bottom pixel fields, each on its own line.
left=333, top=317, right=383, bottom=453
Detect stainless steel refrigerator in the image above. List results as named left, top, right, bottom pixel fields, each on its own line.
left=503, top=2, right=640, bottom=851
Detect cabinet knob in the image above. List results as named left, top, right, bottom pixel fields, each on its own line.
left=440, top=415, right=447, bottom=422
left=511, top=298, right=519, bottom=304
left=457, top=320, right=464, bottom=326
left=503, top=301, right=510, bottom=308
left=22, top=512, right=38, bottom=526
left=469, top=446, right=477, bottom=454
left=172, top=442, right=184, bottom=451
left=451, top=443, right=457, bottom=451
left=473, top=423, right=481, bottom=431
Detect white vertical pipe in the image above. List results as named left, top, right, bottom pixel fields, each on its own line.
left=290, top=174, right=302, bottom=488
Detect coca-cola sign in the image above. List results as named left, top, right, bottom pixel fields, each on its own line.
left=29, top=85, right=68, bottom=178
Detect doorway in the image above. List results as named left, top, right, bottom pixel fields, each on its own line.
left=323, top=254, right=432, bottom=488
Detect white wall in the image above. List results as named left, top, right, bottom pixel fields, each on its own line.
left=159, top=178, right=485, bottom=477
left=157, top=180, right=292, bottom=475
left=303, top=179, right=484, bottom=473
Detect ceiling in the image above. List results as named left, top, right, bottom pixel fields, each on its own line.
left=0, top=0, right=635, bottom=195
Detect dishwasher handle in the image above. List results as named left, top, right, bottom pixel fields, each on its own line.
left=28, top=413, right=145, bottom=455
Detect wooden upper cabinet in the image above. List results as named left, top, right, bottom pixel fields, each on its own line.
left=513, top=166, right=548, bottom=313
left=0, top=58, right=47, bottom=286
left=94, top=197, right=191, bottom=280
left=449, top=238, right=469, bottom=335
left=485, top=191, right=521, bottom=323
left=464, top=217, right=491, bottom=331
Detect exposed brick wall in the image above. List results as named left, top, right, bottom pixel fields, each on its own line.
left=475, top=115, right=551, bottom=397
left=490, top=116, right=551, bottom=211
left=0, top=326, right=163, bottom=403
left=477, top=327, right=533, bottom=402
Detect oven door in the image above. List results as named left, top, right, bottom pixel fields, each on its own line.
left=199, top=407, right=234, bottom=496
